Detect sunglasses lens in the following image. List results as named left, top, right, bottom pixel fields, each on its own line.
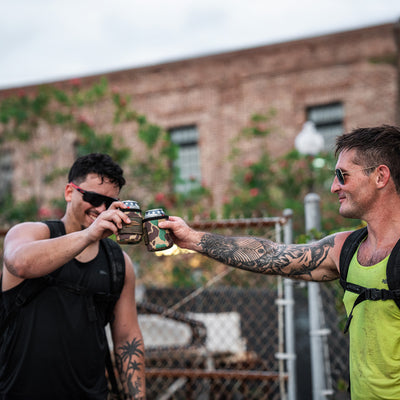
left=104, top=198, right=114, bottom=209
left=83, top=192, right=103, bottom=207
left=335, top=169, right=345, bottom=185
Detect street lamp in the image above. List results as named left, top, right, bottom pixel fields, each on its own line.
left=295, top=121, right=325, bottom=193
left=295, top=121, right=324, bottom=157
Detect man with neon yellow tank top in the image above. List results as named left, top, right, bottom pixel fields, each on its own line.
left=344, top=249, right=400, bottom=398
left=160, top=125, right=400, bottom=399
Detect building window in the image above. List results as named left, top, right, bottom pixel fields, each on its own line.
left=169, top=126, right=201, bottom=193
left=0, top=150, right=13, bottom=204
left=307, top=102, right=344, bottom=151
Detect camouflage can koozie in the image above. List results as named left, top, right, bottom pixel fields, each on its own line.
left=143, top=208, right=174, bottom=252
left=116, top=200, right=143, bottom=245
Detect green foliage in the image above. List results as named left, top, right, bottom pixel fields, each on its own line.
left=138, top=122, right=162, bottom=148
left=75, top=123, right=130, bottom=164
left=44, top=167, right=70, bottom=184
left=70, top=77, right=108, bottom=106
left=223, top=110, right=361, bottom=236
left=241, top=109, right=277, bottom=137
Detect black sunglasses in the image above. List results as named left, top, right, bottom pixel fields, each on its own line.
left=335, top=166, right=378, bottom=186
left=70, top=182, right=118, bottom=209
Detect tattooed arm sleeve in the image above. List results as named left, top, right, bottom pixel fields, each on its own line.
left=198, top=233, right=338, bottom=281
left=114, top=336, right=146, bottom=400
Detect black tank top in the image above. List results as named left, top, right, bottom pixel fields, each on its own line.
left=0, top=225, right=112, bottom=399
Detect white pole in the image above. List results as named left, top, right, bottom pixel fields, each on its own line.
left=283, top=209, right=297, bottom=400
left=304, top=193, right=325, bottom=400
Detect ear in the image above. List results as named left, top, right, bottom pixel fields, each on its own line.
left=375, top=165, right=391, bottom=189
left=65, top=183, right=73, bottom=202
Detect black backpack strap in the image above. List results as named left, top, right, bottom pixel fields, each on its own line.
left=343, top=285, right=399, bottom=333
left=340, top=227, right=368, bottom=333
left=101, top=238, right=125, bottom=399
left=386, top=236, right=400, bottom=310
left=101, top=238, right=125, bottom=303
left=339, top=227, right=368, bottom=290
left=42, top=219, right=66, bottom=237
left=105, top=346, right=124, bottom=399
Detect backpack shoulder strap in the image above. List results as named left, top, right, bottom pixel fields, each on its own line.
left=100, top=238, right=126, bottom=399
left=101, top=238, right=125, bottom=298
left=42, top=220, right=66, bottom=237
left=339, top=227, right=368, bottom=333
left=339, top=226, right=368, bottom=290
left=385, top=236, right=400, bottom=309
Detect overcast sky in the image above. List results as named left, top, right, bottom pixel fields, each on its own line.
left=1, top=0, right=400, bottom=89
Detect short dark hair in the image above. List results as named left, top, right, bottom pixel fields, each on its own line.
left=68, top=153, right=126, bottom=190
left=335, top=125, right=400, bottom=193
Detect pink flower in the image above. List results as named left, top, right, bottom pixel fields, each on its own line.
left=244, top=172, right=253, bottom=183
left=77, top=115, right=94, bottom=127
left=250, top=188, right=259, bottom=197
left=155, top=192, right=165, bottom=203
left=69, top=78, right=81, bottom=87
left=38, top=207, right=52, bottom=218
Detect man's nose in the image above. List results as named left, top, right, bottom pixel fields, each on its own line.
left=330, top=176, right=340, bottom=193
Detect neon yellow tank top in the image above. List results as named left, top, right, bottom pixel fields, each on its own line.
left=343, top=248, right=400, bottom=400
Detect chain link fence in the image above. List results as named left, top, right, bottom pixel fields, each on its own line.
left=320, top=281, right=350, bottom=398
left=131, top=217, right=351, bottom=400
left=134, top=217, right=290, bottom=400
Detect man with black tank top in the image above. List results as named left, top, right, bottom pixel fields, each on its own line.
left=1, top=153, right=146, bottom=399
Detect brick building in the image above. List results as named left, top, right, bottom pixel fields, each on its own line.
left=1, top=21, right=399, bottom=215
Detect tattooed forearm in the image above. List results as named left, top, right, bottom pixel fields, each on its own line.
left=114, top=337, right=145, bottom=399
left=198, top=233, right=335, bottom=279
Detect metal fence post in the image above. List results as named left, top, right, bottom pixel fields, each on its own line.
left=283, top=209, right=296, bottom=400
left=304, top=193, right=332, bottom=400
